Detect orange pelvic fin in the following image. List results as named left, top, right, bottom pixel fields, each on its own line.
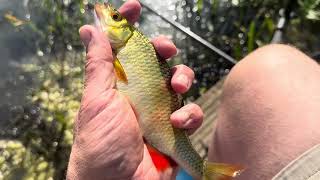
left=146, top=144, right=177, bottom=171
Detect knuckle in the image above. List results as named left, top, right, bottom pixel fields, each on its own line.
left=80, top=89, right=118, bottom=118
left=86, top=50, right=111, bottom=63
left=85, top=59, right=107, bottom=75
left=85, top=43, right=112, bottom=63
left=83, top=89, right=116, bottom=112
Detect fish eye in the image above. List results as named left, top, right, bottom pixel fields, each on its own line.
left=111, top=12, right=122, bottom=21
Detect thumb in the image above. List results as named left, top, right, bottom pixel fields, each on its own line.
left=79, top=25, right=116, bottom=106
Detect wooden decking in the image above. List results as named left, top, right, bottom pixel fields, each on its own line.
left=190, top=79, right=225, bottom=158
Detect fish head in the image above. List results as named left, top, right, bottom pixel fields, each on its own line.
left=94, top=2, right=133, bottom=49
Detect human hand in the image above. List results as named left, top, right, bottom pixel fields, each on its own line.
left=67, top=0, right=203, bottom=179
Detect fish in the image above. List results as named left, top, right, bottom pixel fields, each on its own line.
left=94, top=2, right=244, bottom=180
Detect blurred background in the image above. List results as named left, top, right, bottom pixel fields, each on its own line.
left=0, top=0, right=319, bottom=179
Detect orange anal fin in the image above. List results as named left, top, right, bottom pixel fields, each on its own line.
left=146, top=144, right=177, bottom=171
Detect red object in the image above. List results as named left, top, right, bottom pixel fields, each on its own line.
left=146, top=144, right=177, bottom=171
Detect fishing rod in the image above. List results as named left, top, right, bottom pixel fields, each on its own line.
left=139, top=1, right=237, bottom=65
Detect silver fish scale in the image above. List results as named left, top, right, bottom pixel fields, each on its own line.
left=116, top=29, right=204, bottom=178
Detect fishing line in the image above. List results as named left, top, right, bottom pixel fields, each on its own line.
left=86, top=0, right=237, bottom=64
left=139, top=1, right=237, bottom=65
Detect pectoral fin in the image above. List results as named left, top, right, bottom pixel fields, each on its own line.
left=113, top=57, right=128, bottom=84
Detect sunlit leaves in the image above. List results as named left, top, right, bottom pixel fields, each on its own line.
left=306, top=10, right=320, bottom=20
left=0, top=140, right=54, bottom=180
left=21, top=57, right=83, bottom=126
left=23, top=0, right=88, bottom=56
left=8, top=51, right=84, bottom=179
left=299, top=0, right=320, bottom=20
left=2, top=0, right=87, bottom=179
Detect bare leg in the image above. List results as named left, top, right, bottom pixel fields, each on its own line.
left=208, top=44, right=320, bottom=180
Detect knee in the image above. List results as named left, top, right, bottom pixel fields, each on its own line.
left=223, top=44, right=317, bottom=99
left=212, top=44, right=320, bottom=180
left=229, top=44, right=315, bottom=86
left=221, top=44, right=320, bottom=118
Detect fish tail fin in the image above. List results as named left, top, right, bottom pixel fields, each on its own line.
left=146, top=144, right=177, bottom=172
left=203, top=161, right=245, bottom=180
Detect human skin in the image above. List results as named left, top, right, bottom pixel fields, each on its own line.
left=66, top=0, right=203, bottom=179
left=209, top=44, right=320, bottom=180
left=67, top=1, right=320, bottom=179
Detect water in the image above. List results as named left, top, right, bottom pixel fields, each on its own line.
left=0, top=0, right=36, bottom=133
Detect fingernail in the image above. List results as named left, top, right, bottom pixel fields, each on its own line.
left=176, top=74, right=190, bottom=88
left=79, top=27, right=92, bottom=48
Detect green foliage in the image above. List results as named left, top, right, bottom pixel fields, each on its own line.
left=197, top=0, right=204, bottom=13
left=211, top=0, right=219, bottom=12
left=299, top=0, right=320, bottom=20
left=0, top=140, right=54, bottom=180
left=2, top=0, right=87, bottom=179
left=169, top=0, right=318, bottom=98
left=3, top=47, right=83, bottom=179
left=247, top=21, right=256, bottom=53
left=25, top=0, right=87, bottom=54
left=206, top=0, right=319, bottom=57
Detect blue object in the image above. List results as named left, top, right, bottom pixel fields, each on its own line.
left=176, top=169, right=193, bottom=180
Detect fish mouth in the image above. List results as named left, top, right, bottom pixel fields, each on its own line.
left=94, top=2, right=110, bottom=23
left=94, top=2, right=128, bottom=27
left=94, top=2, right=131, bottom=30
left=93, top=2, right=111, bottom=32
